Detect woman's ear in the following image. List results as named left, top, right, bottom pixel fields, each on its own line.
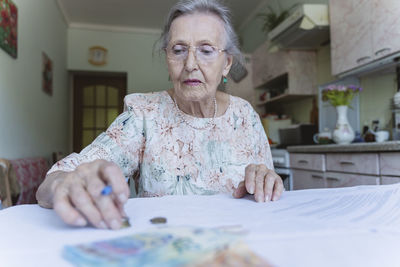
left=222, top=55, right=233, bottom=77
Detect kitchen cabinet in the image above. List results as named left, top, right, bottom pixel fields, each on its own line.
left=290, top=151, right=397, bottom=189
left=290, top=153, right=326, bottom=190
left=379, top=152, right=400, bottom=184
left=329, top=0, right=372, bottom=76
left=325, top=153, right=380, bottom=188
left=372, top=0, right=400, bottom=61
left=292, top=169, right=325, bottom=189
left=379, top=152, right=400, bottom=176
left=252, top=42, right=286, bottom=88
left=381, top=176, right=400, bottom=185
left=329, top=0, right=400, bottom=76
left=290, top=153, right=325, bottom=171
left=325, top=172, right=379, bottom=188
left=326, top=153, right=379, bottom=175
left=252, top=41, right=317, bottom=104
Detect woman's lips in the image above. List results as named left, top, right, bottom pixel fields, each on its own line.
left=183, top=79, right=202, bottom=86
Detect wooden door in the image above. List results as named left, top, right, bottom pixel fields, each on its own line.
left=73, top=73, right=127, bottom=152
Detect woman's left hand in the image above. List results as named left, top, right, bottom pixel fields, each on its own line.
left=233, top=164, right=284, bottom=202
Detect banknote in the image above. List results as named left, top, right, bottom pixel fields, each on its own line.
left=63, top=226, right=270, bottom=267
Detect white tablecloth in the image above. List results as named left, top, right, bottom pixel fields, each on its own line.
left=1, top=184, right=400, bottom=267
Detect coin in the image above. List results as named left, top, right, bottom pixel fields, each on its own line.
left=121, top=216, right=131, bottom=228
left=150, top=217, right=167, bottom=224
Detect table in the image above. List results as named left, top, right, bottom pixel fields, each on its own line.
left=1, top=184, right=400, bottom=267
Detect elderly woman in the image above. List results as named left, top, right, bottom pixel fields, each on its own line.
left=36, top=0, right=283, bottom=230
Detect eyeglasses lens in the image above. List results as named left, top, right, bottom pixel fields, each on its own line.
left=168, top=45, right=220, bottom=62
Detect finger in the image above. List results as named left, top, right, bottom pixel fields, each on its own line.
left=244, top=165, right=256, bottom=194
left=117, top=201, right=128, bottom=217
left=254, top=165, right=267, bottom=202
left=272, top=175, right=285, bottom=201
left=98, top=162, right=130, bottom=204
left=53, top=183, right=87, bottom=227
left=83, top=172, right=123, bottom=230
left=69, top=185, right=106, bottom=229
left=264, top=171, right=276, bottom=202
left=77, top=161, right=125, bottom=229
left=232, top=181, right=247, bottom=198
left=94, top=194, right=123, bottom=229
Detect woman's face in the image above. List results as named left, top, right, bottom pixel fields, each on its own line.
left=166, top=13, right=233, bottom=101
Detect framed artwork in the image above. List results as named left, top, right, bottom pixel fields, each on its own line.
left=88, top=46, right=108, bottom=66
left=0, top=0, right=18, bottom=58
left=42, top=52, right=53, bottom=96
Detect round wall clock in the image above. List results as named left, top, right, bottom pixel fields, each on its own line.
left=88, top=46, right=108, bottom=66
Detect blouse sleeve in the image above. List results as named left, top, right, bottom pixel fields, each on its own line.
left=47, top=99, right=145, bottom=178
left=250, top=109, right=274, bottom=170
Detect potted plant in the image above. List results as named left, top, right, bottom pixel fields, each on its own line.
left=259, top=2, right=298, bottom=33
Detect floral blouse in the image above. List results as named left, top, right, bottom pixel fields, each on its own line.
left=48, top=91, right=273, bottom=197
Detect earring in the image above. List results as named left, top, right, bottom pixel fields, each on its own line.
left=223, top=76, right=228, bottom=84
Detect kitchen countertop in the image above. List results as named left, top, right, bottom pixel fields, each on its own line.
left=287, top=141, right=400, bottom=153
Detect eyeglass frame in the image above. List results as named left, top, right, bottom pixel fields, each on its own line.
left=164, top=44, right=228, bottom=63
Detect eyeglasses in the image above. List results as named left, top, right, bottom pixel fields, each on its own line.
left=165, top=44, right=227, bottom=63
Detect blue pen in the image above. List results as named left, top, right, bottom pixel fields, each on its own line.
left=101, top=184, right=131, bottom=228
left=101, top=185, right=113, bottom=195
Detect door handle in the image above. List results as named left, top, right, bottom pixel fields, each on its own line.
left=311, top=175, right=323, bottom=179
left=356, top=56, right=371, bottom=64
left=340, top=161, right=355, bottom=165
left=326, top=177, right=340, bottom=181
left=297, top=160, right=309, bottom=164
left=375, top=47, right=391, bottom=56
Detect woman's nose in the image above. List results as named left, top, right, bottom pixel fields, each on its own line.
left=184, top=48, right=199, bottom=71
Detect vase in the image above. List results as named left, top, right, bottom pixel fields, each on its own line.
left=332, top=105, right=355, bottom=145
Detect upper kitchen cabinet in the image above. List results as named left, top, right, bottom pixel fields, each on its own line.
left=252, top=42, right=286, bottom=88
left=330, top=0, right=400, bottom=76
left=252, top=41, right=317, bottom=103
left=372, top=0, right=400, bottom=59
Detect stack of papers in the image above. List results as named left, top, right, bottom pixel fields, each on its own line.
left=1, top=183, right=400, bottom=267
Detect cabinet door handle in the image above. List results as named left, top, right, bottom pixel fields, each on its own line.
left=375, top=47, right=391, bottom=56
left=340, top=161, right=355, bottom=165
left=297, top=160, right=309, bottom=164
left=356, top=56, right=371, bottom=64
left=326, top=177, right=340, bottom=181
left=311, top=175, right=323, bottom=179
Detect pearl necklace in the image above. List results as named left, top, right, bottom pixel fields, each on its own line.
left=174, top=96, right=217, bottom=130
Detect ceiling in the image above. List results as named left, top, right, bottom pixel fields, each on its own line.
left=57, top=0, right=266, bottom=32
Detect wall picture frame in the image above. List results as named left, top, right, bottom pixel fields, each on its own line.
left=0, top=0, right=18, bottom=58
left=42, top=52, right=53, bottom=96
left=88, top=46, right=108, bottom=66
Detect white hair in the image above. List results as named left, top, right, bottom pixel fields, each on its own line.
left=156, top=0, right=244, bottom=66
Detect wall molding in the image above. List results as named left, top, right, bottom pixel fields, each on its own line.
left=69, top=23, right=162, bottom=35
left=55, top=0, right=70, bottom=26
left=55, top=0, right=161, bottom=35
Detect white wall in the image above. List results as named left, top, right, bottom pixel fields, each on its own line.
left=0, top=0, right=69, bottom=159
left=360, top=73, right=397, bottom=130
left=67, top=28, right=172, bottom=94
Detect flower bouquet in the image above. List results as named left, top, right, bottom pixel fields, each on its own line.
left=321, top=84, right=362, bottom=145
left=322, top=84, right=362, bottom=107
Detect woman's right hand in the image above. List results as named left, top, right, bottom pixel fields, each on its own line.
left=37, top=159, right=130, bottom=230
